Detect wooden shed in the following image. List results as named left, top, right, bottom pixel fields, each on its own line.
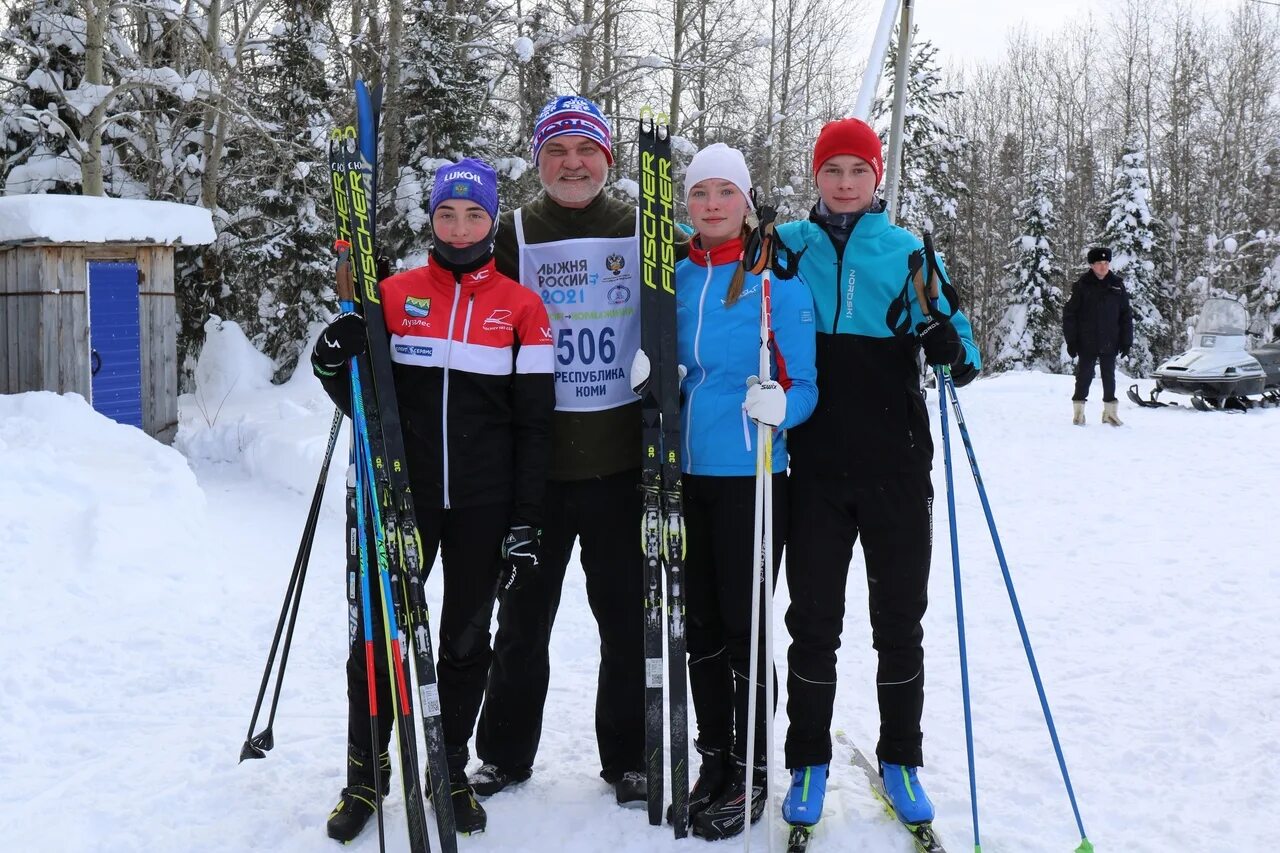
left=0, top=195, right=216, bottom=442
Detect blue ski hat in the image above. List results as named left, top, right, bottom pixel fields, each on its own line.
left=430, top=157, right=499, bottom=220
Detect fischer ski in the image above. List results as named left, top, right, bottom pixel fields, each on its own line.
left=330, top=124, right=432, bottom=853
left=638, top=110, right=688, bottom=836
left=351, top=79, right=460, bottom=848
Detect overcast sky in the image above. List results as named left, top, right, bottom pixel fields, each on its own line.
left=898, top=0, right=1256, bottom=66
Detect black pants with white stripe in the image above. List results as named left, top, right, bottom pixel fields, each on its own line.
left=684, top=473, right=787, bottom=764
left=783, top=469, right=933, bottom=769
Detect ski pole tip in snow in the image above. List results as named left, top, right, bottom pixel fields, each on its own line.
left=1074, top=838, right=1095, bottom=853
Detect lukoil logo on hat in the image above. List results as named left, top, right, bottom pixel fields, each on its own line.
left=429, top=157, right=498, bottom=219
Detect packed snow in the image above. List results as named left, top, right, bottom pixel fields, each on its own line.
left=3, top=323, right=1279, bottom=852
left=0, top=194, right=216, bottom=245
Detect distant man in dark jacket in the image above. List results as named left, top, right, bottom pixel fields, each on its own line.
left=1062, top=246, right=1133, bottom=426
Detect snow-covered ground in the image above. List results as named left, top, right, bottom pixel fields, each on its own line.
left=3, top=322, right=1278, bottom=852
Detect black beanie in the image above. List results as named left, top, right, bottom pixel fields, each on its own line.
left=1087, top=247, right=1111, bottom=264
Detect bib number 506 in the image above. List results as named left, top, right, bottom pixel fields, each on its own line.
left=557, top=327, right=616, bottom=366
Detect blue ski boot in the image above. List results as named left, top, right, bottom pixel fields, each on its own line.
left=879, top=761, right=934, bottom=825
left=781, top=764, right=828, bottom=827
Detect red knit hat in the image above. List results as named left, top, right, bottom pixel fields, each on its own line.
left=812, top=118, right=884, bottom=186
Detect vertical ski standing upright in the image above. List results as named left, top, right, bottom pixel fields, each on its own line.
left=638, top=110, right=689, bottom=837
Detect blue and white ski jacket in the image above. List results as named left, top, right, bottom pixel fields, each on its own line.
left=776, top=207, right=982, bottom=478
left=676, top=237, right=818, bottom=476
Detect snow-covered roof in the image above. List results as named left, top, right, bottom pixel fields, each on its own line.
left=0, top=194, right=216, bottom=246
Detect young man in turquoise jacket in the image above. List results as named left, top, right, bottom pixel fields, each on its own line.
left=774, top=118, right=981, bottom=834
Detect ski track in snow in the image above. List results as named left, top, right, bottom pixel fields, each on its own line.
left=3, top=367, right=1279, bottom=852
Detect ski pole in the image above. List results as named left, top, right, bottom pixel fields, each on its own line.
left=935, top=365, right=982, bottom=852
left=941, top=372, right=1094, bottom=853
left=744, top=262, right=775, bottom=853
left=240, top=406, right=344, bottom=762
left=351, top=410, right=388, bottom=853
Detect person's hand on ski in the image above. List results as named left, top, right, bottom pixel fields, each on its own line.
left=313, top=312, right=368, bottom=369
left=499, top=524, right=540, bottom=596
left=629, top=348, right=686, bottom=396
left=744, top=375, right=786, bottom=428
left=916, top=313, right=963, bottom=367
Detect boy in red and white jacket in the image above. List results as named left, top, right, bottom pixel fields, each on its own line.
left=312, top=158, right=554, bottom=839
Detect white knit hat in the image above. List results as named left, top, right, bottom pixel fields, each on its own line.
left=684, top=143, right=755, bottom=210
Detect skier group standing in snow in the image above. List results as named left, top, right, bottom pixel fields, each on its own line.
left=311, top=94, right=983, bottom=844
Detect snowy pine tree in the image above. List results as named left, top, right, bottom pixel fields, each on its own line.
left=220, top=0, right=335, bottom=379
left=995, top=160, right=1064, bottom=371
left=877, top=36, right=967, bottom=244
left=387, top=0, right=506, bottom=258
left=0, top=0, right=89, bottom=193
left=1097, top=133, right=1166, bottom=373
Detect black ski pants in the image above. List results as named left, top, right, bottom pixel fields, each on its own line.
left=477, top=469, right=645, bottom=783
left=1072, top=351, right=1118, bottom=402
left=684, top=473, right=786, bottom=765
left=783, top=469, right=933, bottom=769
left=345, top=494, right=507, bottom=779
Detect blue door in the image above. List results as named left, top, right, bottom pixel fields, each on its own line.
left=89, top=260, right=143, bottom=428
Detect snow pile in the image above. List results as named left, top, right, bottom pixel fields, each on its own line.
left=0, top=194, right=216, bottom=245
left=0, top=390, right=218, bottom=850
left=177, top=315, right=349, bottom=502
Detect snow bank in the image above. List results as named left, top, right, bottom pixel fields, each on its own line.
left=0, top=194, right=216, bottom=245
left=0, top=390, right=212, bottom=844
left=177, top=315, right=349, bottom=503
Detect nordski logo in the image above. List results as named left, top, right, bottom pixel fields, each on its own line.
left=405, top=296, right=431, bottom=317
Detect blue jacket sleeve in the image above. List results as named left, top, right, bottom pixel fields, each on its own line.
left=907, top=253, right=983, bottom=376
left=771, top=277, right=819, bottom=430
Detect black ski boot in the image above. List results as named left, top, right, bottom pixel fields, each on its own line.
left=614, top=770, right=648, bottom=807
left=668, top=741, right=727, bottom=827
left=327, top=745, right=390, bottom=843
left=449, top=780, right=487, bottom=835
left=691, top=756, right=766, bottom=841
left=469, top=763, right=532, bottom=796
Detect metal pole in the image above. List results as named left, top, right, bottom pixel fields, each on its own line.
left=853, top=0, right=902, bottom=120
left=884, top=0, right=913, bottom=224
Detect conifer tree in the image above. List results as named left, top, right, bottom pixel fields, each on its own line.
left=1097, top=133, right=1166, bottom=373
left=996, top=159, right=1064, bottom=371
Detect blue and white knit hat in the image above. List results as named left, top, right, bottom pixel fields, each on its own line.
left=429, top=157, right=499, bottom=220
left=531, top=95, right=614, bottom=166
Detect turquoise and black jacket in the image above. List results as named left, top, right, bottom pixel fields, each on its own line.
left=776, top=206, right=981, bottom=477
left=676, top=237, right=818, bottom=476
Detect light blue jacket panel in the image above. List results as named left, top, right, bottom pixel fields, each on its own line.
left=776, top=213, right=982, bottom=369
left=676, top=252, right=819, bottom=476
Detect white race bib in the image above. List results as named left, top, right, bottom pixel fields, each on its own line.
left=515, top=208, right=641, bottom=412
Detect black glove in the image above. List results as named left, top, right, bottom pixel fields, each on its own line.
left=916, top=314, right=963, bottom=367
left=1067, top=346, right=1078, bottom=359
left=312, top=312, right=368, bottom=369
left=498, top=525, right=539, bottom=595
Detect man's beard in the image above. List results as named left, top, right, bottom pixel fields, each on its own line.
left=546, top=173, right=604, bottom=205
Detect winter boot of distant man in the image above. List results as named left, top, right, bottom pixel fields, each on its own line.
left=1101, top=400, right=1123, bottom=426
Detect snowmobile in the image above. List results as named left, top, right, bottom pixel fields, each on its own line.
left=1129, top=297, right=1280, bottom=411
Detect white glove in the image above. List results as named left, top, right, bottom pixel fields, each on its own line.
left=630, top=348, right=687, bottom=396
left=744, top=377, right=786, bottom=427
left=629, top=348, right=650, bottom=395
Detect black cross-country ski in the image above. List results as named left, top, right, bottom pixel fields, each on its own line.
left=637, top=111, right=688, bottom=837
left=837, top=733, right=947, bottom=853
